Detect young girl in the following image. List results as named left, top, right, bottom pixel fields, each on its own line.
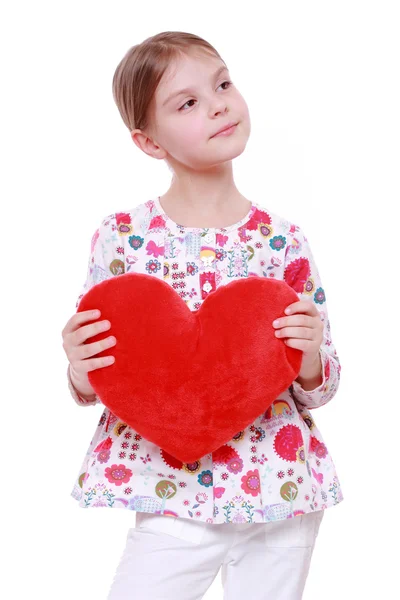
left=63, top=31, right=344, bottom=600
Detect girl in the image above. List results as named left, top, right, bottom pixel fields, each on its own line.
left=62, top=31, right=344, bottom=600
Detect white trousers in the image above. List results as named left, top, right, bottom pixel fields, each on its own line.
left=107, top=509, right=324, bottom=600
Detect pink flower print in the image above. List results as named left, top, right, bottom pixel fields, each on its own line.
left=241, top=469, right=261, bottom=497
left=104, top=464, right=133, bottom=487
left=284, top=256, right=311, bottom=293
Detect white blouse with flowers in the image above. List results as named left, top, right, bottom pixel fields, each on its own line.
left=68, top=196, right=344, bottom=524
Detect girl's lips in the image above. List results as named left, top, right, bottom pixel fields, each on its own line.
left=211, top=122, right=238, bottom=138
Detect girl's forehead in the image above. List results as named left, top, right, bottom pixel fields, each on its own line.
left=158, top=54, right=227, bottom=100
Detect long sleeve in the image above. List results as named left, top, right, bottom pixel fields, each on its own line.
left=68, top=213, right=121, bottom=407
left=284, top=224, right=341, bottom=410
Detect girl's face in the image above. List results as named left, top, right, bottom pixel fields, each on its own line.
left=134, top=52, right=251, bottom=171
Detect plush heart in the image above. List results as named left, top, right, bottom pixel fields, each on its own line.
left=77, top=273, right=302, bottom=462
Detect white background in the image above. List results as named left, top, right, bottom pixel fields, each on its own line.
left=2, top=1, right=399, bottom=598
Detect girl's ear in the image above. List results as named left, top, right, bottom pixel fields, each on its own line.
left=130, top=128, right=166, bottom=160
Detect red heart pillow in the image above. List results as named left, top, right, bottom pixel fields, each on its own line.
left=77, top=273, right=302, bottom=462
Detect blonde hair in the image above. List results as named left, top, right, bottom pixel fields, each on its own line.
left=112, top=31, right=226, bottom=134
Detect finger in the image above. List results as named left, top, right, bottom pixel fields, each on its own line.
left=273, top=314, right=316, bottom=329
left=284, top=338, right=314, bottom=351
left=76, top=335, right=117, bottom=362
left=62, top=309, right=102, bottom=337
left=275, top=327, right=315, bottom=340
left=73, top=354, right=116, bottom=375
left=74, top=318, right=112, bottom=347
left=285, top=300, right=318, bottom=316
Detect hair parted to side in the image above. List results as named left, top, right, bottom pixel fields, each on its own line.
left=112, top=31, right=226, bottom=134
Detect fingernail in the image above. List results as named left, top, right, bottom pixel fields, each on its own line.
left=285, top=308, right=291, bottom=314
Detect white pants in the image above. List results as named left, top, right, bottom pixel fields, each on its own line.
left=107, top=509, right=324, bottom=600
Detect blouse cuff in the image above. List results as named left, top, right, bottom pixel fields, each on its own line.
left=291, top=347, right=328, bottom=409
left=67, top=364, right=99, bottom=406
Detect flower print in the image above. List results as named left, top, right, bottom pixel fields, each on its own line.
left=181, top=460, right=201, bottom=473
left=310, top=436, right=328, bottom=459
left=258, top=453, right=268, bottom=465
left=284, top=256, right=310, bottom=293
left=269, top=235, right=287, bottom=251
left=314, top=287, right=326, bottom=304
left=226, top=456, right=244, bottom=475
left=117, top=223, right=133, bottom=235
left=172, top=271, right=185, bottom=280
left=246, top=207, right=272, bottom=230
left=198, top=470, right=213, bottom=487
left=297, top=447, right=306, bottom=463
left=115, top=212, right=132, bottom=227
left=104, top=464, right=133, bottom=487
left=148, top=213, right=167, bottom=231
left=145, top=259, right=161, bottom=274
left=212, top=444, right=238, bottom=465
left=253, top=427, right=266, bottom=443
left=215, top=248, right=227, bottom=261
left=304, top=277, right=316, bottom=295
left=273, top=424, right=304, bottom=462
left=186, top=262, right=199, bottom=276
left=128, top=234, right=144, bottom=250
left=241, top=469, right=261, bottom=497
left=97, top=450, right=111, bottom=464
left=259, top=223, right=273, bottom=238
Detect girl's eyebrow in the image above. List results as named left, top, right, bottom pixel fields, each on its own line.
left=162, top=65, right=229, bottom=107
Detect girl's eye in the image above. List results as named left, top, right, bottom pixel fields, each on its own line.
left=178, top=81, right=233, bottom=111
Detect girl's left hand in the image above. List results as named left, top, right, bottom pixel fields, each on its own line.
left=272, top=300, right=324, bottom=367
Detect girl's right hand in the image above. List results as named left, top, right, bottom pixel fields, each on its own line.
left=62, top=309, right=117, bottom=395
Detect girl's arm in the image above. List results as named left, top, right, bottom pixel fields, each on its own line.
left=284, top=224, right=341, bottom=410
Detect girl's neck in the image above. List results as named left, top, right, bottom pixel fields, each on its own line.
left=158, top=191, right=252, bottom=229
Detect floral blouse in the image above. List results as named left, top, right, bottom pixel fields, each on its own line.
left=68, top=196, right=344, bottom=523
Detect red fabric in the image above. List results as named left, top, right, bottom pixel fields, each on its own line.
left=77, top=273, right=302, bottom=462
